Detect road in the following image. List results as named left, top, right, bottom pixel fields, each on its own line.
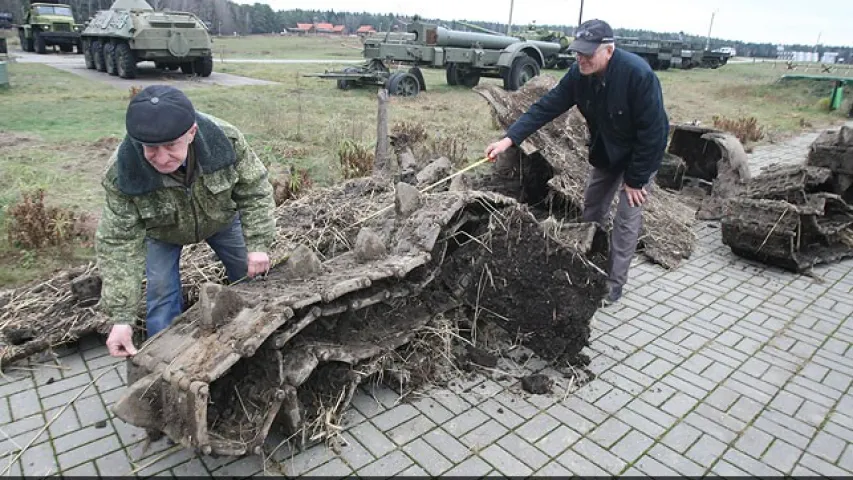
left=9, top=51, right=360, bottom=65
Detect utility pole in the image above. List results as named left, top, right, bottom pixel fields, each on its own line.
left=578, top=0, right=584, bottom=27
left=507, top=0, right=514, bottom=35
left=705, top=9, right=717, bottom=51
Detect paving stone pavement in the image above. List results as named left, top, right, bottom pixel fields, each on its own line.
left=1, top=125, right=852, bottom=477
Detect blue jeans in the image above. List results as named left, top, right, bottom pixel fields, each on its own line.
left=145, top=215, right=248, bottom=337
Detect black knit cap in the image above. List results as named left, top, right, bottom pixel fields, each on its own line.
left=126, top=85, right=196, bottom=146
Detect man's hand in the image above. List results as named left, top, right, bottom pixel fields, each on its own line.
left=623, top=184, right=648, bottom=207
left=106, top=324, right=138, bottom=357
left=484, top=137, right=514, bottom=162
left=247, top=251, right=270, bottom=278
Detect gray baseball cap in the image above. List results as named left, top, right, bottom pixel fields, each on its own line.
left=569, top=19, right=615, bottom=56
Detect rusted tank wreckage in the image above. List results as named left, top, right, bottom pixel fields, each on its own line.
left=721, top=126, right=853, bottom=272
left=0, top=76, right=708, bottom=458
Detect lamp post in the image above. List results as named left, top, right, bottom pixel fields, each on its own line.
left=507, top=0, right=514, bottom=35
left=705, top=8, right=718, bottom=51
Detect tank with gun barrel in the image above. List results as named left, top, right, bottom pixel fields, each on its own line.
left=80, top=0, right=214, bottom=79
left=307, top=19, right=564, bottom=97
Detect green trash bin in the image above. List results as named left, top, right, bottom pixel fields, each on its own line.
left=0, top=61, right=9, bottom=89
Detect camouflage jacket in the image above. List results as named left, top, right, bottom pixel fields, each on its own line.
left=95, top=112, right=276, bottom=325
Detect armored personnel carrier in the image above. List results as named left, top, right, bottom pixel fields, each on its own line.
left=80, top=0, right=213, bottom=79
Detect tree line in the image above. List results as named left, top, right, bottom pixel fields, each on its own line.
left=1, top=0, right=849, bottom=58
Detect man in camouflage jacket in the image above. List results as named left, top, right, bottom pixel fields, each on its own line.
left=96, top=85, right=276, bottom=357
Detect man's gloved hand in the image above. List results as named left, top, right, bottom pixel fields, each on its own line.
left=484, top=137, right=514, bottom=162
left=106, top=324, right=138, bottom=357
left=247, top=251, right=270, bottom=278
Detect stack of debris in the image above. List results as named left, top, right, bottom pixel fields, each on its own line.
left=721, top=126, right=853, bottom=272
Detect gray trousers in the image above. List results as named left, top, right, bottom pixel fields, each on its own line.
left=582, top=166, right=652, bottom=289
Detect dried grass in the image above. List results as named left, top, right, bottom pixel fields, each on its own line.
left=712, top=115, right=766, bottom=145
left=5, top=189, right=94, bottom=250
left=337, top=139, right=374, bottom=179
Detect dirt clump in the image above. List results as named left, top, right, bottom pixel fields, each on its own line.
left=521, top=374, right=553, bottom=394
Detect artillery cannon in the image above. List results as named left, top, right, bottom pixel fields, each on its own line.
left=308, top=20, right=563, bottom=97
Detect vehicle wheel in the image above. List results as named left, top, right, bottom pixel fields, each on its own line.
left=192, top=55, right=213, bottom=77
left=387, top=72, right=420, bottom=97
left=59, top=44, right=73, bottom=53
left=445, top=63, right=459, bottom=86
left=408, top=67, right=427, bottom=91
left=503, top=54, right=539, bottom=91
left=336, top=66, right=359, bottom=90
left=180, top=62, right=194, bottom=74
left=18, top=30, right=29, bottom=52
left=76, top=39, right=84, bottom=54
left=104, top=42, right=118, bottom=76
left=35, top=32, right=46, bottom=54
left=83, top=39, right=95, bottom=69
left=446, top=63, right=479, bottom=88
left=115, top=42, right=137, bottom=79
left=91, top=40, right=106, bottom=72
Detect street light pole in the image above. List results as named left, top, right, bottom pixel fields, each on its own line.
left=578, top=0, right=584, bottom=27
left=507, top=0, right=514, bottom=35
left=705, top=9, right=717, bottom=51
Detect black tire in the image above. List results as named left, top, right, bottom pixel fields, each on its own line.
left=445, top=63, right=459, bottom=86
left=502, top=55, right=539, bottom=91
left=336, top=66, right=359, bottom=90
left=83, top=39, right=95, bottom=69
left=408, top=67, right=427, bottom=91
left=103, top=42, right=117, bottom=76
left=35, top=32, right=46, bottom=54
left=18, top=30, right=30, bottom=52
left=446, top=63, right=479, bottom=88
left=387, top=71, right=420, bottom=97
left=91, top=40, right=106, bottom=72
left=76, top=39, right=84, bottom=54
left=59, top=44, right=73, bottom=53
left=192, top=55, right=213, bottom=77
left=115, top=42, right=137, bottom=79
left=180, top=62, right=193, bottom=74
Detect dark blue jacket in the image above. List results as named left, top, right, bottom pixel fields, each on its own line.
left=506, top=48, right=669, bottom=188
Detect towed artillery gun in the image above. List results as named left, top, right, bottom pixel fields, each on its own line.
left=80, top=0, right=214, bottom=79
left=308, top=20, right=564, bottom=97
left=17, top=1, right=82, bottom=54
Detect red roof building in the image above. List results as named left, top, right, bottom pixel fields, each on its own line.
left=356, top=25, right=376, bottom=35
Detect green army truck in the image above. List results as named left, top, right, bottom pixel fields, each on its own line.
left=17, top=2, right=83, bottom=54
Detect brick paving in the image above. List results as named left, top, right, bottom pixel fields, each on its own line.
left=1, top=124, right=852, bottom=476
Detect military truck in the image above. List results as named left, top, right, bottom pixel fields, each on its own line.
left=17, top=2, right=82, bottom=54
left=80, top=0, right=213, bottom=79
left=0, top=12, right=14, bottom=29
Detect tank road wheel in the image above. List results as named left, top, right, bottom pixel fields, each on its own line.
left=115, top=42, right=137, bottom=79
left=192, top=55, right=213, bottom=77
left=387, top=72, right=420, bottom=97
left=104, top=42, right=118, bottom=76
left=83, top=40, right=95, bottom=69
left=35, top=32, right=46, bottom=54
left=91, top=40, right=106, bottom=72
left=503, top=55, right=539, bottom=91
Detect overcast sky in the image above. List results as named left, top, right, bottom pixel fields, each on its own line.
left=237, top=0, right=850, bottom=46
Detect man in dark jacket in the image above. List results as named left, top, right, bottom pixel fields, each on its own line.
left=485, top=19, right=669, bottom=304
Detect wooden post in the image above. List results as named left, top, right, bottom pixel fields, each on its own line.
left=374, top=88, right=391, bottom=177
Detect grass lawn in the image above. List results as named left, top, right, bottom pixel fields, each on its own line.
left=1, top=34, right=851, bottom=287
